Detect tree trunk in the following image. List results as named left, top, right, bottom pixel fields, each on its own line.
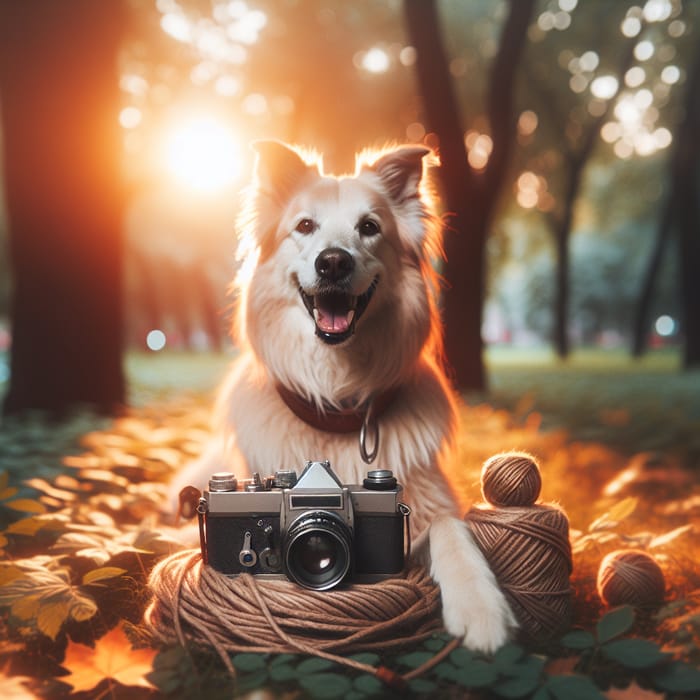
left=404, top=0, right=535, bottom=391
left=632, top=45, right=700, bottom=366
left=0, top=0, right=126, bottom=415
left=630, top=194, right=674, bottom=357
left=674, top=47, right=700, bottom=368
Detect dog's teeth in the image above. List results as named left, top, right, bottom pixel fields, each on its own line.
left=313, top=308, right=321, bottom=323
left=346, top=309, right=355, bottom=325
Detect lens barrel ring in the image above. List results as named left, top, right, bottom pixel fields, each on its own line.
left=283, top=511, right=352, bottom=591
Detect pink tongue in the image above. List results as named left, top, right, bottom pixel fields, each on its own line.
left=316, top=309, right=350, bottom=333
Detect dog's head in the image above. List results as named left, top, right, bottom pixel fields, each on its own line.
left=234, top=141, right=444, bottom=399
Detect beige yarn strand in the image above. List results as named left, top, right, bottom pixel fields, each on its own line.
left=144, top=549, right=447, bottom=685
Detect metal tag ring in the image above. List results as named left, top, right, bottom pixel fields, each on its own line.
left=359, top=398, right=379, bottom=464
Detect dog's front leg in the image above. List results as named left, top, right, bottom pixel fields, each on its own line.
left=413, top=515, right=517, bottom=653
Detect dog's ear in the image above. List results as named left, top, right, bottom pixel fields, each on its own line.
left=369, top=146, right=431, bottom=203
left=252, top=140, right=313, bottom=202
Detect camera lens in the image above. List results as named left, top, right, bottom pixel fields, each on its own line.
left=283, top=512, right=351, bottom=591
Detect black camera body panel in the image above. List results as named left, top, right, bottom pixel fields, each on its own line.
left=198, top=461, right=407, bottom=589
left=353, top=513, right=404, bottom=575
left=205, top=513, right=281, bottom=575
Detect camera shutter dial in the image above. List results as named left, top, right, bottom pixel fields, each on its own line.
left=274, top=469, right=298, bottom=488
left=209, top=472, right=238, bottom=492
left=363, top=469, right=397, bottom=490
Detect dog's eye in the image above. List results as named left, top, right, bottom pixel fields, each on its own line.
left=295, top=218, right=316, bottom=235
left=359, top=219, right=381, bottom=237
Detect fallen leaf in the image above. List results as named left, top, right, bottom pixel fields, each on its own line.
left=0, top=487, right=20, bottom=501
left=62, top=625, right=156, bottom=693
left=82, top=567, right=128, bottom=585
left=589, top=497, right=638, bottom=532
left=23, top=478, right=76, bottom=502
left=649, top=524, right=693, bottom=549
left=4, top=499, right=47, bottom=514
left=0, top=564, right=24, bottom=586
left=0, top=557, right=98, bottom=639
left=605, top=680, right=664, bottom=699
left=0, top=670, right=38, bottom=700
left=545, top=656, right=580, bottom=675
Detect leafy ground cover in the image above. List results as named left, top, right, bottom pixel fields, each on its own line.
left=0, top=348, right=698, bottom=699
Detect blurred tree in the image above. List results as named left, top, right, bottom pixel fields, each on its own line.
left=633, top=42, right=700, bottom=367
left=675, top=45, right=700, bottom=368
left=404, top=0, right=535, bottom=391
left=0, top=0, right=126, bottom=415
left=523, top=3, right=640, bottom=357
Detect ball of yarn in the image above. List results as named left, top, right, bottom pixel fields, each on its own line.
left=597, top=549, right=665, bottom=607
left=481, top=452, right=542, bottom=507
left=464, top=503, right=572, bottom=642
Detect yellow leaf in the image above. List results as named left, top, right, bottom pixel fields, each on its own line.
left=70, top=597, right=98, bottom=622
left=62, top=625, right=156, bottom=693
left=82, top=567, right=127, bottom=585
left=5, top=517, right=46, bottom=536
left=590, top=497, right=638, bottom=531
left=11, top=593, right=41, bottom=621
left=0, top=533, right=7, bottom=549
left=607, top=497, right=638, bottom=522
left=23, top=478, right=76, bottom=502
left=0, top=487, right=19, bottom=501
left=5, top=500, right=47, bottom=514
left=0, top=564, right=24, bottom=586
left=649, top=524, right=694, bottom=549
left=37, top=600, right=70, bottom=640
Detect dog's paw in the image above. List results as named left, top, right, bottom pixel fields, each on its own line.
left=428, top=515, right=517, bottom=654
left=440, top=577, right=516, bottom=653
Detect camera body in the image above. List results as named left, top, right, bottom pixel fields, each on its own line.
left=198, top=460, right=407, bottom=590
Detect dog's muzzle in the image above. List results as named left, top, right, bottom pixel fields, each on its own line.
left=299, top=248, right=378, bottom=345
left=300, top=280, right=378, bottom=345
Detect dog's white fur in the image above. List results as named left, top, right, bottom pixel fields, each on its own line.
left=170, top=141, right=515, bottom=652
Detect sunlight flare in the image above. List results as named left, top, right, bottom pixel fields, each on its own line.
left=162, top=116, right=243, bottom=192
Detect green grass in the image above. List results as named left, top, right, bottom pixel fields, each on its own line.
left=481, top=347, right=700, bottom=463
left=125, top=350, right=233, bottom=405
left=3, top=347, right=699, bottom=465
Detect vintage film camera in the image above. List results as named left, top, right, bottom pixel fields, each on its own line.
left=196, top=460, right=409, bottom=591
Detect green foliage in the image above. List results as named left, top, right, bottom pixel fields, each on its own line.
left=0, top=367, right=699, bottom=698
left=595, top=605, right=635, bottom=643
left=536, top=674, right=605, bottom=700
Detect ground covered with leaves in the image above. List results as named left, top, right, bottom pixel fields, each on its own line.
left=0, top=350, right=698, bottom=699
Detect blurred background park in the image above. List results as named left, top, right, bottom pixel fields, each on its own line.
left=1, top=3, right=700, bottom=695
left=0, top=0, right=698, bottom=460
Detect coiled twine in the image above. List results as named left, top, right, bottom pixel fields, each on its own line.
left=145, top=451, right=573, bottom=660
left=465, top=452, right=573, bottom=642
left=597, top=549, right=666, bottom=607
left=143, top=550, right=442, bottom=661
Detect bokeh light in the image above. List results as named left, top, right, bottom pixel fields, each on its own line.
left=464, top=131, right=493, bottom=171
left=119, top=106, right=142, bottom=129
left=655, top=315, right=675, bottom=337
left=361, top=47, right=390, bottom=74
left=146, top=329, right=167, bottom=351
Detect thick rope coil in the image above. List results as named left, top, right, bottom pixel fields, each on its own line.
left=143, top=550, right=446, bottom=680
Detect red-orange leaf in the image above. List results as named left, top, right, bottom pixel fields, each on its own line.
left=605, top=680, right=665, bottom=699
left=62, top=625, right=156, bottom=693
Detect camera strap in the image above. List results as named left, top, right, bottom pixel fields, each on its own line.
left=398, top=502, right=412, bottom=562
left=197, top=497, right=209, bottom=565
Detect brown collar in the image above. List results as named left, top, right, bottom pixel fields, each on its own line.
left=275, top=383, right=398, bottom=434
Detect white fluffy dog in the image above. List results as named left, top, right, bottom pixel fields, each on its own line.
left=170, top=141, right=515, bottom=652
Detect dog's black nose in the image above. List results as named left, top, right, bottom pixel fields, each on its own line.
left=315, top=247, right=354, bottom=282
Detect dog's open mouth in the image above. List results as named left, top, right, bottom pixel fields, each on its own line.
left=300, top=278, right=378, bottom=345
